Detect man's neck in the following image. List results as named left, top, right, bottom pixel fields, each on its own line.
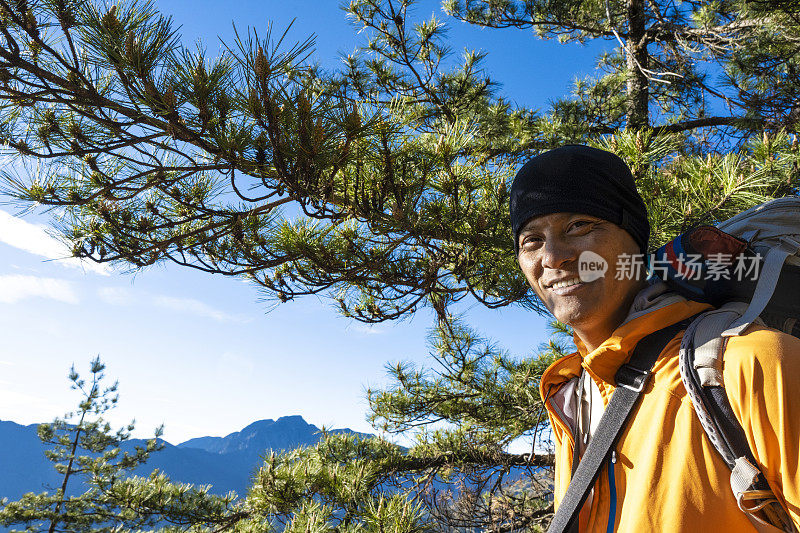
left=573, top=279, right=649, bottom=353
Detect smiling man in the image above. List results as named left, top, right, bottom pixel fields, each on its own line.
left=510, top=145, right=800, bottom=532
left=512, top=146, right=652, bottom=354
left=517, top=212, right=646, bottom=352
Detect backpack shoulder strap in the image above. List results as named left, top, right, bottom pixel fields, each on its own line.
left=547, top=318, right=694, bottom=533
left=681, top=310, right=797, bottom=533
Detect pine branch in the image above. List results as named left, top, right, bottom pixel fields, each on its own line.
left=395, top=450, right=554, bottom=470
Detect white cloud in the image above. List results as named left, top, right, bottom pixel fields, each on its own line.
left=97, top=286, right=136, bottom=306
left=153, top=295, right=238, bottom=322
left=0, top=209, right=109, bottom=275
left=0, top=274, right=79, bottom=304
left=96, top=286, right=246, bottom=323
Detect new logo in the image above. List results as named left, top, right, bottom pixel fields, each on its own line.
left=578, top=250, right=608, bottom=282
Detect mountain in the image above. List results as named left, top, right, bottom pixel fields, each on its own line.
left=0, top=415, right=370, bottom=503
left=178, top=415, right=369, bottom=465
left=0, top=416, right=537, bottom=531
left=0, top=420, right=59, bottom=497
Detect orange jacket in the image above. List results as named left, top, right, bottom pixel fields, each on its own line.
left=540, top=296, right=800, bottom=532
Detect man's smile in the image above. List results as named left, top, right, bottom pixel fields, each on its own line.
left=547, top=277, right=591, bottom=295
left=546, top=277, right=582, bottom=289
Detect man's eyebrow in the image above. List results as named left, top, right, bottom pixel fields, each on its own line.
left=568, top=215, right=603, bottom=224
left=520, top=215, right=602, bottom=234
left=519, top=222, right=544, bottom=234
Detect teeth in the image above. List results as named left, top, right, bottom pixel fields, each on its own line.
left=551, top=278, right=582, bottom=289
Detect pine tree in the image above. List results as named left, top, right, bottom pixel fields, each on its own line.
left=1, top=0, right=799, bottom=530
left=0, top=358, right=245, bottom=532
left=0, top=357, right=163, bottom=531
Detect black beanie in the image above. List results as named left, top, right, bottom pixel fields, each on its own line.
left=509, top=145, right=650, bottom=254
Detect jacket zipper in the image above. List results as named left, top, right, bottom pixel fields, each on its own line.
left=606, top=451, right=617, bottom=533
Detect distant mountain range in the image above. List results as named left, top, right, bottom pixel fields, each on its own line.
left=0, top=415, right=371, bottom=502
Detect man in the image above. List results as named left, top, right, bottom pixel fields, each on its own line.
left=509, top=145, right=800, bottom=531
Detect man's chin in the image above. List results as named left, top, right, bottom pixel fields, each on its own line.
left=551, top=307, right=595, bottom=329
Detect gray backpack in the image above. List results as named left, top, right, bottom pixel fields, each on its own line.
left=654, top=197, right=800, bottom=532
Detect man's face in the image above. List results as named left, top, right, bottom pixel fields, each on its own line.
left=517, top=212, right=645, bottom=336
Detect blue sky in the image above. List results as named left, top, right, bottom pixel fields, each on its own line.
left=0, top=1, right=607, bottom=446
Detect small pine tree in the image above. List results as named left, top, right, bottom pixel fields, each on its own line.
left=0, top=357, right=164, bottom=532
left=0, top=358, right=270, bottom=532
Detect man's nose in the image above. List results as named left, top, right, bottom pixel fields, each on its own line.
left=540, top=237, right=576, bottom=270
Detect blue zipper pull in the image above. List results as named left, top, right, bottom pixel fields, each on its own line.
left=607, top=451, right=618, bottom=533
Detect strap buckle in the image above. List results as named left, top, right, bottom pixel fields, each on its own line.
left=615, top=365, right=651, bottom=392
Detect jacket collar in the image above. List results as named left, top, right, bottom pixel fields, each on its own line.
left=540, top=280, right=711, bottom=393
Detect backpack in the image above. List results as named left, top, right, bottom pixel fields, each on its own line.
left=652, top=196, right=800, bottom=532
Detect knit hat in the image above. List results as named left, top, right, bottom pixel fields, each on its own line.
left=509, top=145, right=650, bottom=254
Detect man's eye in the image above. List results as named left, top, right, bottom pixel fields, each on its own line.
left=521, top=235, right=542, bottom=248
left=569, top=220, right=595, bottom=232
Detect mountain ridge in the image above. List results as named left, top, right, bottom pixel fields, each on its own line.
left=177, top=415, right=370, bottom=460
left=0, top=415, right=372, bottom=503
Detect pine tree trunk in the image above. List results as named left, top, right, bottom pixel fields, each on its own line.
left=48, top=409, right=87, bottom=533
left=626, top=0, right=649, bottom=132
